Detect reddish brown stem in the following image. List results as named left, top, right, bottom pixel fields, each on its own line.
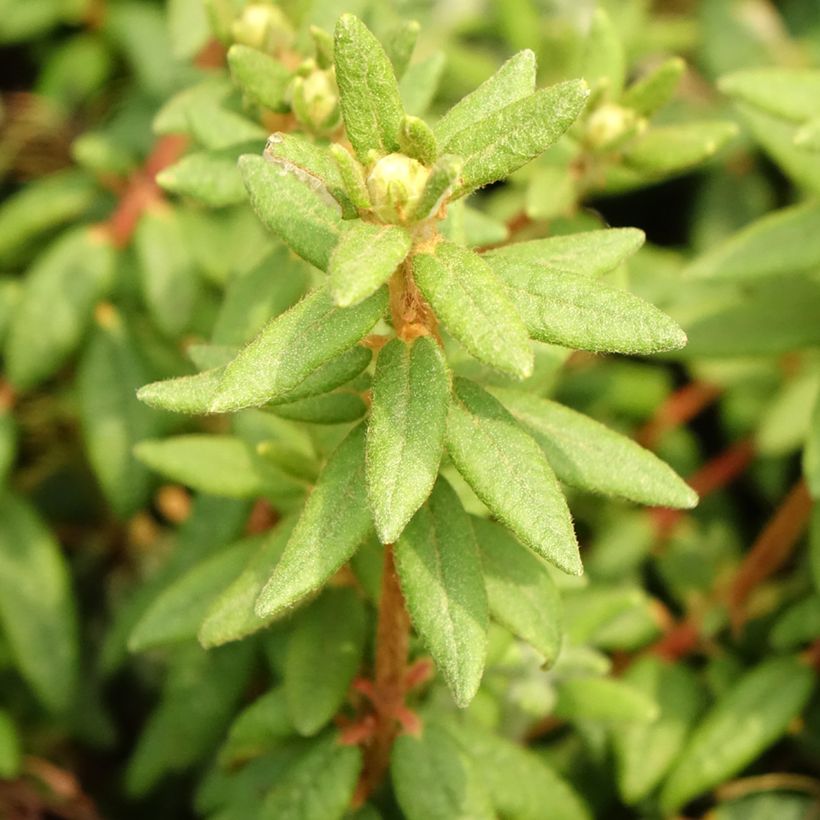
left=727, top=478, right=813, bottom=633
left=353, top=544, right=411, bottom=805
left=637, top=380, right=722, bottom=449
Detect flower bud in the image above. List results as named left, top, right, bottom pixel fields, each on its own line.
left=290, top=68, right=342, bottom=137
left=231, top=3, right=293, bottom=54
left=584, top=102, right=644, bottom=150
left=366, top=153, right=430, bottom=224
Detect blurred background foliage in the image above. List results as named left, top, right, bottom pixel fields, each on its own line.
left=1, top=0, right=820, bottom=818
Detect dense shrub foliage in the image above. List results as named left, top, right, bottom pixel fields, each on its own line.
left=1, top=1, right=820, bottom=818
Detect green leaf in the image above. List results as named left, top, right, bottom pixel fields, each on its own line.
left=491, top=389, right=697, bottom=508
left=219, top=687, right=292, bottom=766
left=167, top=0, right=209, bottom=59
left=157, top=145, right=248, bottom=207
left=270, top=391, right=366, bottom=424
left=269, top=345, right=373, bottom=404
left=126, top=643, right=254, bottom=796
left=445, top=80, right=589, bottom=195
left=284, top=587, right=366, bottom=736
left=153, top=77, right=232, bottom=135
left=328, top=222, right=411, bottom=307
left=262, top=734, right=362, bottom=820
left=795, top=117, right=820, bottom=151
left=806, top=391, right=820, bottom=500
left=399, top=52, right=446, bottom=118
left=434, top=49, right=536, bottom=146
left=622, top=57, right=685, bottom=117
left=623, top=121, right=738, bottom=176
left=210, top=285, right=386, bottom=413
left=228, top=44, right=291, bottom=112
left=137, top=367, right=224, bottom=415
left=240, top=153, right=343, bottom=271
left=134, top=435, right=302, bottom=500
left=128, top=538, right=259, bottom=652
left=5, top=227, right=114, bottom=389
left=482, top=227, right=644, bottom=276
left=580, top=8, right=625, bottom=96
left=264, top=132, right=357, bottom=218
left=445, top=720, right=591, bottom=820
left=719, top=68, right=820, bottom=123
left=411, top=154, right=463, bottom=222
left=489, top=259, right=687, bottom=354
left=366, top=336, right=450, bottom=543
left=384, top=19, right=419, bottom=79
left=391, top=723, right=495, bottom=820
left=687, top=201, right=820, bottom=280
left=412, top=241, right=532, bottom=378
left=199, top=516, right=297, bottom=647
left=187, top=99, right=267, bottom=150
left=255, top=424, right=372, bottom=619
left=330, top=144, right=371, bottom=209
left=0, top=709, right=20, bottom=779
left=78, top=308, right=160, bottom=517
left=0, top=493, right=78, bottom=712
left=771, top=596, right=820, bottom=650
left=334, top=14, right=404, bottom=161
left=0, top=406, right=16, bottom=489
left=472, top=517, right=561, bottom=663
left=398, top=115, right=437, bottom=166
left=395, top=478, right=488, bottom=707
left=660, top=655, right=815, bottom=812
left=446, top=379, right=581, bottom=575
left=613, top=657, right=703, bottom=804
left=0, top=169, right=96, bottom=263
left=212, top=247, right=310, bottom=346
left=554, top=677, right=659, bottom=722
left=134, top=207, right=200, bottom=338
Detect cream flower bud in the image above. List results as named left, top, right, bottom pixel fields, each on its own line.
left=231, top=3, right=293, bottom=53
left=291, top=69, right=342, bottom=137
left=366, top=153, right=430, bottom=224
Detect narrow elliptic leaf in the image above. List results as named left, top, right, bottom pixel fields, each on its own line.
left=392, top=724, right=495, bottom=820
left=411, top=154, right=463, bottom=222
left=330, top=144, right=371, bottom=209
left=553, top=677, right=659, bottom=722
left=435, top=50, right=536, bottom=146
left=0, top=710, right=20, bottom=779
left=240, top=153, right=343, bottom=271
left=0, top=169, right=96, bottom=263
left=0, top=493, right=78, bottom=713
left=384, top=19, right=420, bottom=79
left=412, top=241, right=532, bottom=378
left=228, top=44, right=291, bottom=112
left=269, top=391, right=366, bottom=424
left=157, top=145, right=249, bottom=207
left=269, top=345, right=373, bottom=404
left=613, top=657, right=704, bottom=804
left=622, top=57, right=685, bottom=117
left=687, top=201, right=820, bottom=280
left=5, top=227, right=114, bottom=389
left=78, top=307, right=161, bottom=517
left=445, top=80, right=589, bottom=195
left=137, top=367, right=224, bottom=415
left=623, top=121, right=738, bottom=176
left=284, top=588, right=366, bottom=736
left=660, top=655, right=815, bottom=812
left=395, top=478, right=488, bottom=707
left=219, top=687, right=292, bottom=766
left=255, top=425, right=372, bottom=619
left=212, top=247, right=310, bottom=346
left=186, top=100, right=267, bottom=150
left=264, top=132, right=356, bottom=217
left=399, top=51, right=446, bottom=118
left=492, top=389, right=697, bottom=508
left=580, top=8, right=625, bottom=95
left=128, top=538, right=259, bottom=652
left=0, top=407, right=16, bottom=489
left=328, top=221, right=411, bottom=307
left=446, top=720, right=591, bottom=820
left=134, top=435, right=302, bottom=500
left=488, top=263, right=687, bottom=354
left=446, top=379, right=581, bottom=575
left=771, top=596, right=820, bottom=650
left=262, top=735, right=362, bottom=820
left=134, top=206, right=199, bottom=338
left=210, top=285, right=386, bottom=413
left=366, top=336, right=450, bottom=543
left=334, top=14, right=404, bottom=161
left=483, top=227, right=644, bottom=276
left=398, top=114, right=438, bottom=166
left=719, top=68, right=820, bottom=123
left=126, top=644, right=254, bottom=796
left=472, top=517, right=562, bottom=663
left=199, top=517, right=297, bottom=647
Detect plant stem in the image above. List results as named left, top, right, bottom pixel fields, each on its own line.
left=356, top=543, right=410, bottom=804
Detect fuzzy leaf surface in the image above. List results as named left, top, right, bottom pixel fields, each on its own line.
left=228, top=44, right=291, bottom=112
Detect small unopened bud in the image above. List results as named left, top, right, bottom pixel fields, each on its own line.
left=584, top=102, right=643, bottom=150
left=231, top=3, right=293, bottom=54
left=290, top=68, right=342, bottom=136
left=366, top=153, right=430, bottom=224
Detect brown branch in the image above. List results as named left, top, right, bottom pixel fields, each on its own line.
left=349, top=544, right=412, bottom=806
left=727, top=478, right=813, bottom=634
left=637, top=380, right=722, bottom=449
